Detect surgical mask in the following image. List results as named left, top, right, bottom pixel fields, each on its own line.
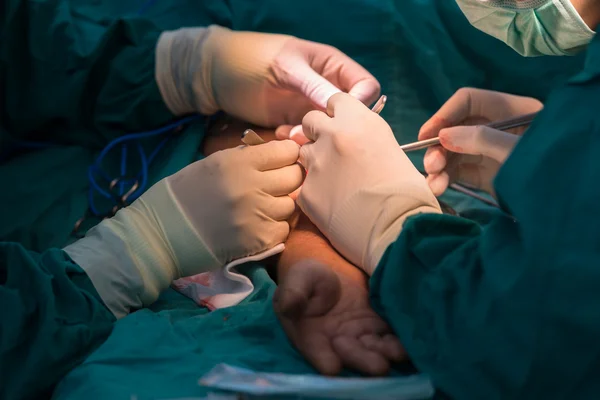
left=455, top=0, right=596, bottom=56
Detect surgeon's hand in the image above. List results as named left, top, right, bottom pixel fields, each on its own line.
left=419, top=88, right=543, bottom=196
left=67, top=140, right=303, bottom=314
left=275, top=259, right=406, bottom=376
left=155, top=26, right=380, bottom=127
left=297, top=93, right=441, bottom=275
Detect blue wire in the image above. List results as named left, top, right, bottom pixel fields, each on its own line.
left=4, top=0, right=193, bottom=224
left=135, top=142, right=149, bottom=199
left=91, top=115, right=199, bottom=166
left=120, top=144, right=128, bottom=196
left=86, top=115, right=201, bottom=216
left=147, top=136, right=171, bottom=164
left=127, top=136, right=171, bottom=201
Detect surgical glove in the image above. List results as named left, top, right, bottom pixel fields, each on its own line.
left=65, top=140, right=303, bottom=317
left=298, top=93, right=441, bottom=275
left=419, top=88, right=543, bottom=197
left=155, top=26, right=380, bottom=127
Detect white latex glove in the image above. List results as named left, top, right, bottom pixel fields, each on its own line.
left=297, top=93, right=441, bottom=275
left=156, top=26, right=380, bottom=127
left=65, top=140, right=303, bottom=317
left=419, top=88, right=543, bottom=197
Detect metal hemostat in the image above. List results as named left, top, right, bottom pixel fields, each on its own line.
left=241, top=129, right=266, bottom=146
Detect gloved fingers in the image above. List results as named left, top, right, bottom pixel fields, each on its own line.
left=247, top=139, right=301, bottom=171
left=310, top=42, right=380, bottom=105
left=439, top=125, right=519, bottom=163
left=347, top=79, right=382, bottom=108
left=275, top=124, right=311, bottom=145
left=301, top=110, right=333, bottom=142
left=279, top=57, right=343, bottom=110
left=426, top=172, right=450, bottom=197
left=294, top=40, right=381, bottom=108
left=418, top=88, right=482, bottom=141
left=326, top=92, right=370, bottom=119
left=418, top=88, right=541, bottom=141
left=290, top=125, right=310, bottom=145
left=264, top=220, right=292, bottom=248
left=423, top=145, right=448, bottom=175
left=332, top=336, right=390, bottom=376
left=260, top=164, right=305, bottom=197
left=275, top=125, right=294, bottom=140
left=267, top=195, right=298, bottom=221
left=298, top=142, right=316, bottom=170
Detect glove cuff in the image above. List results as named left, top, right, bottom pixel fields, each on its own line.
left=90, top=179, right=220, bottom=309
left=329, top=181, right=441, bottom=275
left=155, top=26, right=215, bottom=116
left=132, top=179, right=222, bottom=280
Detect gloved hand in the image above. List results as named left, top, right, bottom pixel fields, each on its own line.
left=419, top=88, right=543, bottom=197
left=155, top=26, right=380, bottom=127
left=65, top=140, right=303, bottom=317
left=297, top=93, right=441, bottom=275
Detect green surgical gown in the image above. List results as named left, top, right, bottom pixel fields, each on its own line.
left=0, top=244, right=115, bottom=399
left=371, top=27, right=600, bottom=399
left=0, top=1, right=172, bottom=398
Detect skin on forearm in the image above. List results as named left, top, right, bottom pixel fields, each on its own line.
left=202, top=116, right=367, bottom=285
left=277, top=212, right=366, bottom=285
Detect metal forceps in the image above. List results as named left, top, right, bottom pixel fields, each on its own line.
left=399, top=112, right=539, bottom=152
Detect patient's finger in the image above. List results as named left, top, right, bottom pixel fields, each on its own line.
left=275, top=125, right=294, bottom=140
left=289, top=125, right=310, bottom=145
left=338, top=316, right=390, bottom=337
left=359, top=334, right=407, bottom=362
left=277, top=125, right=310, bottom=145
left=333, top=336, right=390, bottom=376
left=302, top=110, right=333, bottom=142
left=301, top=334, right=343, bottom=376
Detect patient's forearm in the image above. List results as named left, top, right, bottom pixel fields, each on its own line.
left=277, top=212, right=366, bottom=285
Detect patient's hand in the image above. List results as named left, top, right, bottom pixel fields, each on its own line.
left=275, top=259, right=406, bottom=376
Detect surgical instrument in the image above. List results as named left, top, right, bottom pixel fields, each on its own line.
left=371, top=95, right=387, bottom=115
left=241, top=129, right=266, bottom=146
left=399, top=112, right=539, bottom=152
